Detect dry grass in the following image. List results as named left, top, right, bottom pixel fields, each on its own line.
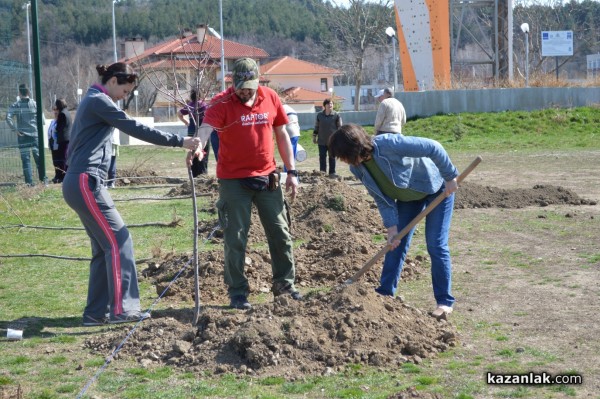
left=446, top=71, right=600, bottom=90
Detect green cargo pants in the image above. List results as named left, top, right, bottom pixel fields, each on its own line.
left=216, top=178, right=296, bottom=298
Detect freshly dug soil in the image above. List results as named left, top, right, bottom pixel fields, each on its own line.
left=85, top=173, right=595, bottom=379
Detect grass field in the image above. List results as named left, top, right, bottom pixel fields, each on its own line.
left=1, top=106, right=600, bottom=398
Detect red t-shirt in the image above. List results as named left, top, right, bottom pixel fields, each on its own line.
left=203, top=86, right=289, bottom=179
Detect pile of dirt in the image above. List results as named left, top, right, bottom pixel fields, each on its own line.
left=85, top=282, right=458, bottom=377
left=85, top=173, right=596, bottom=378
left=113, top=168, right=189, bottom=186
left=454, top=183, right=597, bottom=208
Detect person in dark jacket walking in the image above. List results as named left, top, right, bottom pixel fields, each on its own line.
left=63, top=62, right=200, bottom=326
left=313, top=98, right=342, bottom=177
left=50, top=98, right=71, bottom=183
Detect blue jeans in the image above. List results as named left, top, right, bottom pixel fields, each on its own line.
left=283, top=136, right=299, bottom=172
left=377, top=188, right=455, bottom=307
left=318, top=144, right=336, bottom=174
left=18, top=135, right=40, bottom=185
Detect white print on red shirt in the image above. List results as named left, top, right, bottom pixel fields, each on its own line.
left=240, top=112, right=270, bottom=126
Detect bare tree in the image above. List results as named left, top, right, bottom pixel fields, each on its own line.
left=126, top=28, right=220, bottom=123
left=327, top=0, right=393, bottom=110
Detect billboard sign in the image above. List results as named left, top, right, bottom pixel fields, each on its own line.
left=541, top=31, right=573, bottom=56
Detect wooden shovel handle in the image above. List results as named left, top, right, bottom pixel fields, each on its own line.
left=345, top=156, right=482, bottom=285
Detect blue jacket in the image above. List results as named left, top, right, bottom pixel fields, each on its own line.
left=349, top=133, right=458, bottom=228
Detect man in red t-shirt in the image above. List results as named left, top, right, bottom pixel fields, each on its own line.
left=188, top=58, right=301, bottom=310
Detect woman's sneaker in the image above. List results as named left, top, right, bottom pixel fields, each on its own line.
left=82, top=314, right=108, bottom=326
left=108, top=311, right=151, bottom=324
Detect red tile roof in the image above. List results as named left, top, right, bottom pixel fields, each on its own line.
left=123, top=34, right=269, bottom=65
left=141, top=59, right=216, bottom=70
left=261, top=56, right=342, bottom=76
left=281, top=86, right=345, bottom=106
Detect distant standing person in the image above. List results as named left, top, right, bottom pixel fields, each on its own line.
left=52, top=98, right=71, bottom=183
left=6, top=84, right=43, bottom=185
left=47, top=109, right=58, bottom=178
left=282, top=102, right=300, bottom=172
left=178, top=89, right=209, bottom=176
left=374, top=87, right=406, bottom=135
left=328, top=124, right=459, bottom=319
left=63, top=62, right=200, bottom=326
left=313, top=98, right=341, bottom=177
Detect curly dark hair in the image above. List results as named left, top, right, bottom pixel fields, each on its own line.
left=328, top=124, right=373, bottom=165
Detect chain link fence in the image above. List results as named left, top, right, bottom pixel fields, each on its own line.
left=0, top=59, right=46, bottom=186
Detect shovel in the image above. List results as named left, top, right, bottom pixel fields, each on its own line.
left=344, top=156, right=482, bottom=285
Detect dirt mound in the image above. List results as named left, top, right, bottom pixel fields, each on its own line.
left=455, top=183, right=597, bottom=208
left=85, top=283, right=458, bottom=377
left=113, top=168, right=188, bottom=186
left=85, top=174, right=596, bottom=378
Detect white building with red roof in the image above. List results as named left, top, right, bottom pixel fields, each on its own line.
left=121, top=28, right=344, bottom=117
left=260, top=56, right=344, bottom=112
left=121, top=25, right=269, bottom=119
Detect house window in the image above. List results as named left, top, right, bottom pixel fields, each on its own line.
left=321, top=78, right=328, bottom=92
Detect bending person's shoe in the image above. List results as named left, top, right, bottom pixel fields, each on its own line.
left=432, top=305, right=453, bottom=320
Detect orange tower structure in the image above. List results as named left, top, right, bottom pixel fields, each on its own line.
left=394, top=0, right=451, bottom=91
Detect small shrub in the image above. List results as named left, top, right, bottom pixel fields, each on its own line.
left=452, top=118, right=467, bottom=141
left=326, top=195, right=345, bottom=211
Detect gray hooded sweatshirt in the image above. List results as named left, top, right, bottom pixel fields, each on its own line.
left=67, top=85, right=183, bottom=179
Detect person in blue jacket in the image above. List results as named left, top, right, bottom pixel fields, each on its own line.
left=63, top=62, right=200, bottom=326
left=328, top=124, right=459, bottom=318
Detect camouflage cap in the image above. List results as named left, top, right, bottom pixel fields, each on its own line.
left=232, top=58, right=259, bottom=90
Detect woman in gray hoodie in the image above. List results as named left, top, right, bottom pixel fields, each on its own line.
left=63, top=62, right=200, bottom=326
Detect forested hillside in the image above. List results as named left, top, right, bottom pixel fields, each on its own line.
left=0, top=0, right=332, bottom=47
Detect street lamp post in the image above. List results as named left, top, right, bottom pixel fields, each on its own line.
left=219, top=0, right=226, bottom=90
left=112, top=0, right=118, bottom=62
left=521, top=23, right=530, bottom=87
left=385, top=26, right=398, bottom=92
left=23, top=2, right=33, bottom=92
left=77, top=88, right=82, bottom=105
left=133, top=90, right=138, bottom=115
